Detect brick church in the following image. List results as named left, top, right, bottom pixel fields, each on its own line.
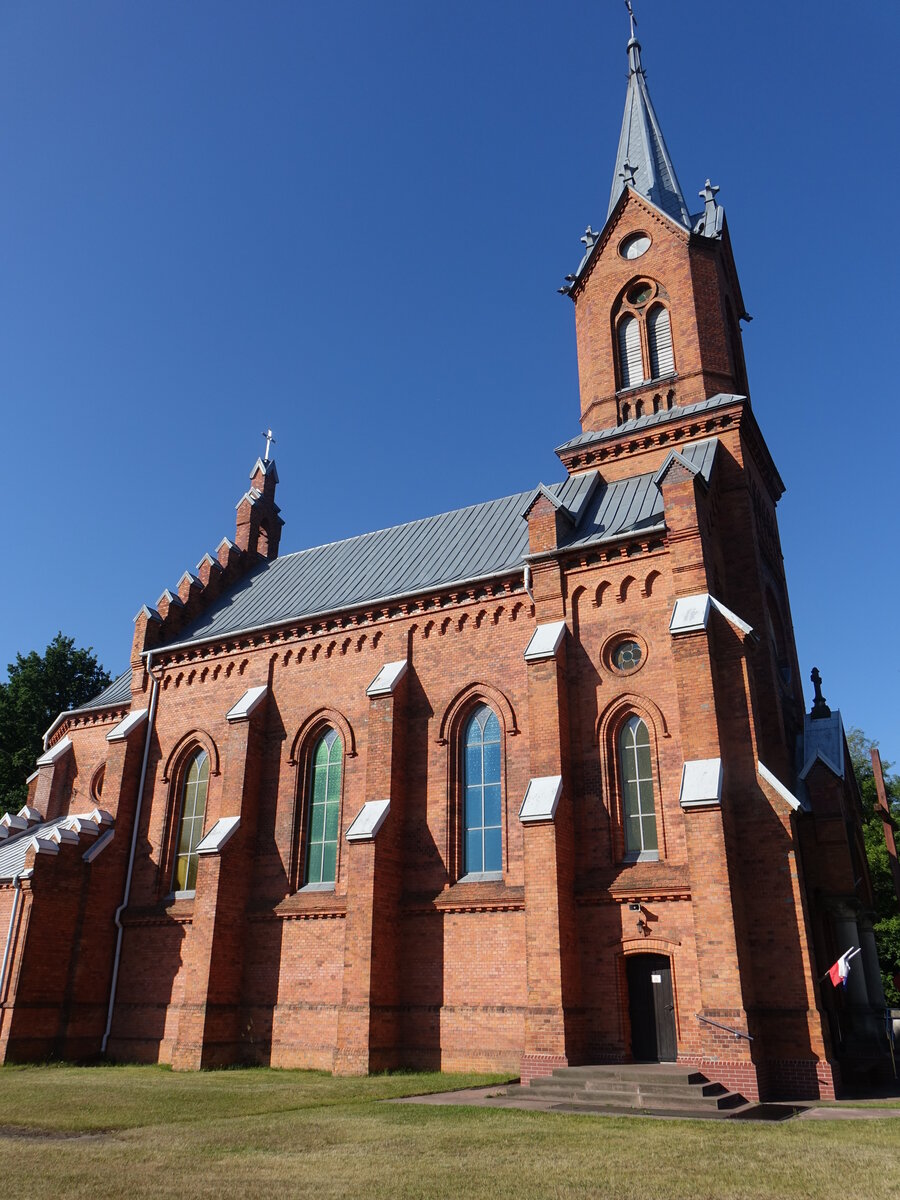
left=0, top=27, right=890, bottom=1100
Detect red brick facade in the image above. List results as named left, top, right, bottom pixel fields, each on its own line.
left=0, top=50, right=890, bottom=1101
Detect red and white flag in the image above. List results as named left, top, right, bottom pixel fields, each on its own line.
left=828, top=947, right=860, bottom=988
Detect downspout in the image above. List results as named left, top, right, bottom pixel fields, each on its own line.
left=101, top=651, right=159, bottom=1054
left=0, top=874, right=24, bottom=1004
left=523, top=562, right=534, bottom=603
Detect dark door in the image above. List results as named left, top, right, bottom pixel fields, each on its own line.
left=626, top=954, right=677, bottom=1062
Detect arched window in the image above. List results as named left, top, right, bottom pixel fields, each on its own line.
left=173, top=749, right=209, bottom=892
left=463, top=704, right=502, bottom=876
left=305, top=728, right=343, bottom=886
left=617, top=315, right=644, bottom=389
left=620, top=716, right=657, bottom=859
left=648, top=305, right=674, bottom=379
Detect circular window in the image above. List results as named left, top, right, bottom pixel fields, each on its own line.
left=620, top=233, right=651, bottom=260
left=627, top=281, right=655, bottom=307
left=612, top=640, right=643, bottom=672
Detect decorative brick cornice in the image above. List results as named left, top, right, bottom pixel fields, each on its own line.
left=559, top=406, right=739, bottom=474
left=153, top=574, right=530, bottom=673
left=48, top=705, right=130, bottom=747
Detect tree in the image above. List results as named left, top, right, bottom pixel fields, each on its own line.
left=847, top=728, right=900, bottom=1006
left=0, top=633, right=111, bottom=817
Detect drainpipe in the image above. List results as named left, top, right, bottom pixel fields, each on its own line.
left=101, top=651, right=159, bottom=1054
left=523, top=562, right=534, bottom=603
left=0, top=874, right=24, bottom=1004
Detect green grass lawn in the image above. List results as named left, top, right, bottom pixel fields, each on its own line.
left=0, top=1065, right=898, bottom=1200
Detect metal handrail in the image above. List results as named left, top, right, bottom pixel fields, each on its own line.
left=696, top=1013, right=753, bottom=1041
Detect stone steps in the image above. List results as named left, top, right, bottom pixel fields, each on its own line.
left=505, top=1064, right=753, bottom=1119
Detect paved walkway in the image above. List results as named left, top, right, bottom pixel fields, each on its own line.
left=393, top=1084, right=900, bottom=1121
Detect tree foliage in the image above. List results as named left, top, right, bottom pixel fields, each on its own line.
left=847, top=728, right=900, bottom=1006
left=0, top=633, right=111, bottom=816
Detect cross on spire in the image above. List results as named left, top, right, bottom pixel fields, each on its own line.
left=621, top=161, right=638, bottom=186
left=625, top=0, right=638, bottom=39
left=261, top=428, right=276, bottom=461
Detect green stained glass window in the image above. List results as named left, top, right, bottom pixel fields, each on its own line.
left=173, top=750, right=209, bottom=892
left=306, top=728, right=343, bottom=885
left=620, top=716, right=658, bottom=857
left=463, top=705, right=502, bottom=875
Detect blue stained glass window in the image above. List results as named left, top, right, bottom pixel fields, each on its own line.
left=463, top=705, right=502, bottom=874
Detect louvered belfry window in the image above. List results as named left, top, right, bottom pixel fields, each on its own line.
left=648, top=305, right=675, bottom=379
left=617, top=314, right=644, bottom=389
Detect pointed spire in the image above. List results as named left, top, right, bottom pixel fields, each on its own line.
left=608, top=25, right=691, bottom=228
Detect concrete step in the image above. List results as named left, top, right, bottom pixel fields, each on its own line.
left=511, top=1083, right=746, bottom=1111
left=546, top=1064, right=707, bottom=1085
left=549, top=1100, right=756, bottom=1121
left=526, top=1076, right=728, bottom=1100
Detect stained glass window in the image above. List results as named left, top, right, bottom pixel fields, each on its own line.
left=613, top=640, right=642, bottom=672
left=173, top=749, right=209, bottom=892
left=463, top=705, right=502, bottom=875
left=620, top=716, right=658, bottom=858
left=306, top=728, right=343, bottom=885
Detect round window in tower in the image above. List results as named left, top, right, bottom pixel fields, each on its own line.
left=620, top=232, right=651, bottom=260
left=612, top=640, right=643, bottom=673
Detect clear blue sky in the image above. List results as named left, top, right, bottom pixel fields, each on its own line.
left=1, top=1, right=897, bottom=758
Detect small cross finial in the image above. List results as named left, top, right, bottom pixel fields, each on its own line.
left=580, top=225, right=599, bottom=251
left=625, top=0, right=638, bottom=39
left=261, top=428, right=276, bottom=461
left=810, top=667, right=832, bottom=719
left=621, top=161, right=638, bottom=187
left=699, top=179, right=720, bottom=204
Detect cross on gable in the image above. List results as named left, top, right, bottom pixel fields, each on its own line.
left=699, top=179, right=720, bottom=204
left=580, top=225, right=600, bottom=250
left=621, top=161, right=638, bottom=186
left=261, top=428, right=276, bottom=461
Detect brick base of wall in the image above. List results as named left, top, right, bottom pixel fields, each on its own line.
left=679, top=1055, right=841, bottom=1102
left=520, top=1052, right=568, bottom=1086
left=678, top=1056, right=761, bottom=1101
left=756, top=1056, right=840, bottom=1100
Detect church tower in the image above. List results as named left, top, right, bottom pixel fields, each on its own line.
left=556, top=24, right=805, bottom=783
left=561, top=32, right=750, bottom=435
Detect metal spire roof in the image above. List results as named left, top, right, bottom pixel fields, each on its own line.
left=607, top=35, right=691, bottom=228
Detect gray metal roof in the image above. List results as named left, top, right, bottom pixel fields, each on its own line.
left=0, top=812, right=107, bottom=880
left=77, top=670, right=133, bottom=714
left=164, top=439, right=718, bottom=651
left=555, top=394, right=743, bottom=454
left=608, top=37, right=691, bottom=228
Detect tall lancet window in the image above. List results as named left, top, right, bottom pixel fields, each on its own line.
left=306, top=728, right=343, bottom=885
left=620, top=716, right=658, bottom=859
left=173, top=749, right=209, bottom=892
left=463, top=705, right=502, bottom=876
left=648, top=305, right=675, bottom=379
left=617, top=315, right=645, bottom=389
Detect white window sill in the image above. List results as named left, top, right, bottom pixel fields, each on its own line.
left=171, top=889, right=196, bottom=901
left=458, top=871, right=504, bottom=884
left=622, top=851, right=660, bottom=864
left=300, top=881, right=336, bottom=893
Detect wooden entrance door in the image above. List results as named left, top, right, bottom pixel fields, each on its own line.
left=626, top=954, right=677, bottom=1062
